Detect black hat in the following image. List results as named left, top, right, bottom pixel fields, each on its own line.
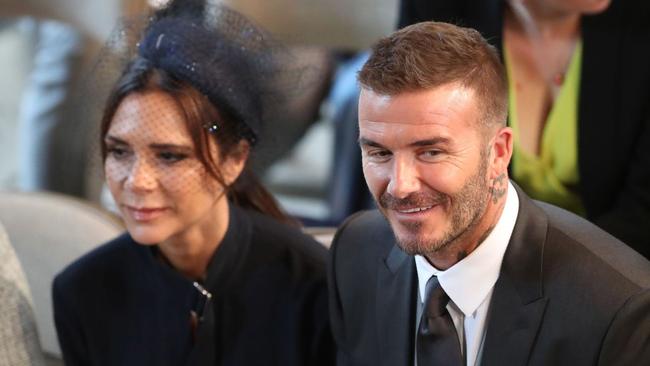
left=135, top=5, right=293, bottom=143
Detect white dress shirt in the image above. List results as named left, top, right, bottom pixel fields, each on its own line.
left=415, top=182, right=519, bottom=366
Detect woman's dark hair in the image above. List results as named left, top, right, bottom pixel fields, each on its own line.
left=100, top=57, right=296, bottom=225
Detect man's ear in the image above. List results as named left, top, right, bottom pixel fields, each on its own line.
left=488, top=126, right=513, bottom=178
left=222, top=140, right=250, bottom=185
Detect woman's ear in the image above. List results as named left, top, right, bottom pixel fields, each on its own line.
left=222, top=140, right=250, bottom=185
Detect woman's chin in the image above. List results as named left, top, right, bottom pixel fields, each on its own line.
left=127, top=226, right=169, bottom=245
left=582, top=0, right=611, bottom=15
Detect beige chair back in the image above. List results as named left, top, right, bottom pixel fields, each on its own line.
left=0, top=191, right=123, bottom=358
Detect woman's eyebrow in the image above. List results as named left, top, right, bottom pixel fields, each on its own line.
left=149, top=143, right=192, bottom=149
left=104, top=136, right=193, bottom=153
left=149, top=143, right=194, bottom=153
left=104, top=135, right=128, bottom=145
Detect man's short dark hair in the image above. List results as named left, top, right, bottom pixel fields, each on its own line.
left=358, top=21, right=507, bottom=129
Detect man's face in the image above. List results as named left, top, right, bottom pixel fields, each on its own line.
left=359, top=84, right=494, bottom=257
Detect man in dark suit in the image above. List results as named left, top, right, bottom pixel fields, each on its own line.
left=328, top=21, right=650, bottom=366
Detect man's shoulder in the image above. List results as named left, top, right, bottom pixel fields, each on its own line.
left=337, top=209, right=391, bottom=235
left=536, top=201, right=650, bottom=290
left=333, top=209, right=394, bottom=251
left=329, top=209, right=398, bottom=276
left=500, top=200, right=650, bottom=361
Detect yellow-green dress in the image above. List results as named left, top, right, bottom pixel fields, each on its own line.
left=505, top=41, right=586, bottom=216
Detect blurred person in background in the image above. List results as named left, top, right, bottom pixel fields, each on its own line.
left=0, top=2, right=84, bottom=195
left=52, top=4, right=334, bottom=365
left=0, top=221, right=44, bottom=366
left=398, top=0, right=650, bottom=255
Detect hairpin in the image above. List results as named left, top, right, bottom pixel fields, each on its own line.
left=204, top=123, right=219, bottom=134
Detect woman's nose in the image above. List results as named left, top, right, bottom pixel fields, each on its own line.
left=124, top=157, right=158, bottom=192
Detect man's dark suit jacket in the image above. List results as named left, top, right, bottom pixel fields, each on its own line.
left=328, top=186, right=650, bottom=365
left=398, top=0, right=650, bottom=255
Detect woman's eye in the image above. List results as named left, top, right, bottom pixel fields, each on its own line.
left=107, top=146, right=129, bottom=159
left=158, top=151, right=187, bottom=163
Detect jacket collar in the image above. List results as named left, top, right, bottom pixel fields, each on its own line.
left=376, top=244, right=416, bottom=366
left=375, top=183, right=549, bottom=366
left=481, top=184, right=549, bottom=366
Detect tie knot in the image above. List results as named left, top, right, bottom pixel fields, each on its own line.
left=424, top=276, right=450, bottom=317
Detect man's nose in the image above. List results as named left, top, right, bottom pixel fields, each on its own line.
left=124, top=157, right=157, bottom=192
left=386, top=157, right=421, bottom=199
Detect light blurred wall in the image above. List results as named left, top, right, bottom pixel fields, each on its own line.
left=0, top=0, right=397, bottom=198
left=222, top=0, right=398, bottom=50
left=2, top=0, right=121, bottom=42
left=4, top=0, right=398, bottom=52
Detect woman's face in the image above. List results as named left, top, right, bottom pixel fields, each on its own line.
left=103, top=90, right=242, bottom=245
left=523, top=0, right=611, bottom=16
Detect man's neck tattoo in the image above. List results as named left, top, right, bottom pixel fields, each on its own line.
left=477, top=224, right=495, bottom=245
left=489, top=173, right=507, bottom=204
left=454, top=223, right=496, bottom=262
left=456, top=250, right=468, bottom=262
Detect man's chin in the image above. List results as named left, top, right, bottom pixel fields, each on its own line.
left=393, top=231, right=450, bottom=256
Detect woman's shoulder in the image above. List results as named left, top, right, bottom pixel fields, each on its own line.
left=241, top=208, right=329, bottom=270
left=53, top=233, right=144, bottom=289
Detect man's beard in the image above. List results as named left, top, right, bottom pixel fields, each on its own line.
left=378, top=155, right=491, bottom=257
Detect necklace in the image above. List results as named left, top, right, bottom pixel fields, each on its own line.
left=505, top=1, right=579, bottom=93
left=552, top=71, right=565, bottom=86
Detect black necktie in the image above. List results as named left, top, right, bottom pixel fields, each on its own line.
left=417, top=276, right=464, bottom=366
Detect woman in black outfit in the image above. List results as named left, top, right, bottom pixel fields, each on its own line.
left=52, top=6, right=334, bottom=366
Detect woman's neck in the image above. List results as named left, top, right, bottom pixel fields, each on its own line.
left=158, top=199, right=230, bottom=280
left=505, top=0, right=581, bottom=93
left=507, top=0, right=581, bottom=40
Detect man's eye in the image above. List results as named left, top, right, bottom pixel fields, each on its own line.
left=158, top=152, right=187, bottom=163
left=420, top=150, right=442, bottom=161
left=366, top=149, right=392, bottom=161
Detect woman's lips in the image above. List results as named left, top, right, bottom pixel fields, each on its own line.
left=124, top=205, right=168, bottom=222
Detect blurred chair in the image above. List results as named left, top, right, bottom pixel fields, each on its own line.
left=264, top=51, right=375, bottom=226
left=0, top=191, right=123, bottom=362
left=0, top=221, right=44, bottom=366
left=302, top=226, right=337, bottom=249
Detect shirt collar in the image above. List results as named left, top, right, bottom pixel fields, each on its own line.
left=415, top=181, right=519, bottom=316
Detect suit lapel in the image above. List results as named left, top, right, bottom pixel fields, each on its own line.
left=376, top=244, right=417, bottom=366
left=481, top=185, right=549, bottom=366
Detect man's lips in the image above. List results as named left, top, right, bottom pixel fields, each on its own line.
left=391, top=204, right=439, bottom=218
left=394, top=205, right=434, bottom=214
left=123, top=205, right=168, bottom=222
left=380, top=192, right=447, bottom=220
